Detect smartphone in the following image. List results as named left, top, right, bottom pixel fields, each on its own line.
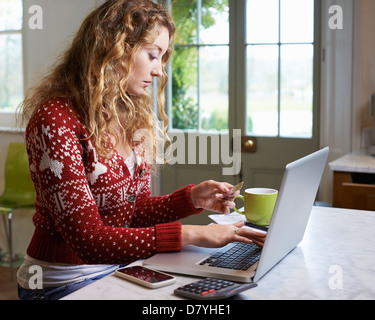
left=115, top=265, right=176, bottom=289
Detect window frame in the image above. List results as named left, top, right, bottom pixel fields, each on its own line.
left=166, top=0, right=320, bottom=141
left=167, top=0, right=230, bottom=132
left=244, top=0, right=316, bottom=138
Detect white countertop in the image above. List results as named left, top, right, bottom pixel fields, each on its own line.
left=62, top=206, right=375, bottom=301
left=329, top=152, right=375, bottom=173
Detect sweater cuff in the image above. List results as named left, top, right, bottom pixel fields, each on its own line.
left=155, top=222, right=182, bottom=252
left=170, top=184, right=204, bottom=218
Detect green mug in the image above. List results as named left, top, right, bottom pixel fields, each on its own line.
left=234, top=188, right=278, bottom=226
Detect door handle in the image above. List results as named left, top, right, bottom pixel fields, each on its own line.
left=241, top=136, right=257, bottom=153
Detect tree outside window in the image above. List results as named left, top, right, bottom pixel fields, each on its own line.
left=170, top=0, right=229, bottom=131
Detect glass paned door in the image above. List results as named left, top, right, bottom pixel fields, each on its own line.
left=239, top=0, right=319, bottom=194
left=161, top=0, right=320, bottom=226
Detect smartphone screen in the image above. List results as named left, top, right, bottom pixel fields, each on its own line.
left=116, top=266, right=174, bottom=284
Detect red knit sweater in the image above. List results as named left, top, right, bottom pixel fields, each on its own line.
left=25, top=99, right=202, bottom=265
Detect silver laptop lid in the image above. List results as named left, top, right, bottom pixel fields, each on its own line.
left=253, top=147, right=329, bottom=282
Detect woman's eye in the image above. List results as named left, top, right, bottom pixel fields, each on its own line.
left=149, top=53, right=158, bottom=60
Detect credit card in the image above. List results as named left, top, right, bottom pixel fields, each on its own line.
left=230, top=181, right=244, bottom=194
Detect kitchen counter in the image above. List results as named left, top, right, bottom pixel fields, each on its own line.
left=62, top=206, right=375, bottom=301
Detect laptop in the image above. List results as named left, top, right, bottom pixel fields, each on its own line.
left=143, top=147, right=329, bottom=283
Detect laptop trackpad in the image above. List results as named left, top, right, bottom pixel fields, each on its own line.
left=143, top=244, right=234, bottom=273
left=145, top=245, right=216, bottom=266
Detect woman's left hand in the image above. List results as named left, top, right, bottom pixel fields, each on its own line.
left=190, top=180, right=239, bottom=214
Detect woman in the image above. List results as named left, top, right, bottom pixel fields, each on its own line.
left=16, top=0, right=265, bottom=300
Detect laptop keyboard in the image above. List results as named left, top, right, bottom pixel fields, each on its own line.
left=199, top=242, right=262, bottom=271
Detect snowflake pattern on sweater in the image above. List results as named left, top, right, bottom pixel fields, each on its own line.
left=25, top=99, right=202, bottom=265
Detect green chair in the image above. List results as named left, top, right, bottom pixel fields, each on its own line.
left=0, top=142, right=35, bottom=279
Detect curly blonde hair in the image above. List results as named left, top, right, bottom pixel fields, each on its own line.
left=18, top=0, right=175, bottom=160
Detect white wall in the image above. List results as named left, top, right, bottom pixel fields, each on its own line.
left=22, top=0, right=99, bottom=91
left=319, top=0, right=354, bottom=203
left=319, top=0, right=375, bottom=203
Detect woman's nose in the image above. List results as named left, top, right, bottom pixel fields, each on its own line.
left=151, top=62, right=163, bottom=78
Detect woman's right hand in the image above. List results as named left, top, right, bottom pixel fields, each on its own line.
left=181, top=221, right=266, bottom=248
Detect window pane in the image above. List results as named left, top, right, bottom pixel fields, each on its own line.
left=280, top=45, right=313, bottom=138
left=200, top=0, right=229, bottom=45
left=280, top=0, right=314, bottom=43
left=247, top=0, right=279, bottom=44
left=0, top=0, right=23, bottom=31
left=172, top=46, right=198, bottom=129
left=171, top=0, right=229, bottom=130
left=246, top=45, right=279, bottom=136
left=171, top=0, right=197, bottom=45
left=0, top=33, right=23, bottom=112
left=200, top=46, right=228, bottom=130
